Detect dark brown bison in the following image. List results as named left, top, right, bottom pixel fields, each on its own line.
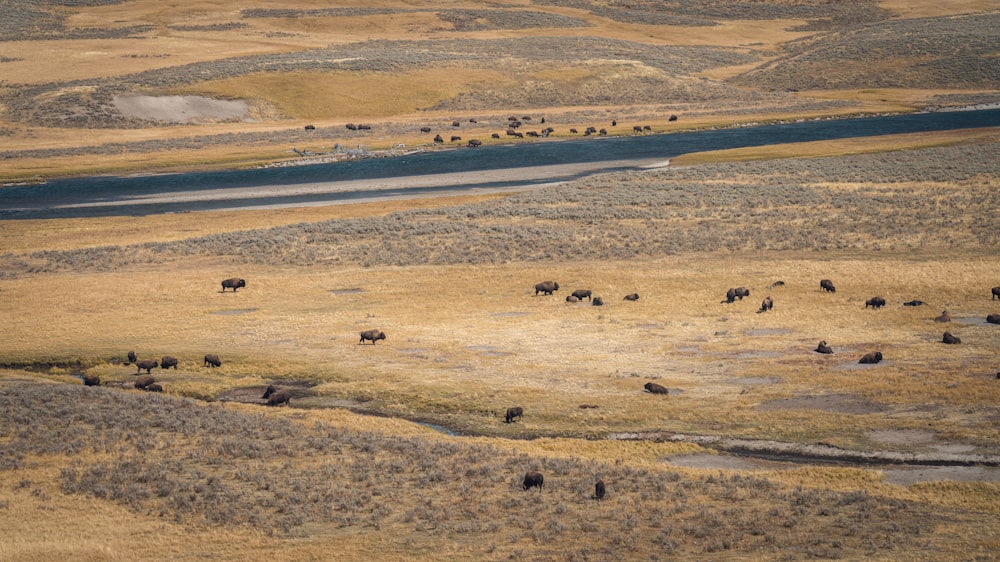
left=360, top=329, right=386, bottom=345
left=668, top=114, right=678, bottom=122
left=934, top=310, right=951, bottom=322
left=859, top=351, right=883, bottom=364
left=134, top=375, right=155, bottom=389
left=491, top=133, right=500, bottom=139
left=566, top=295, right=579, bottom=303
left=221, top=278, right=246, bottom=292
left=266, top=389, right=291, bottom=406
left=467, top=139, right=482, bottom=147
left=865, top=297, right=886, bottom=309
left=571, top=289, right=592, bottom=301
left=814, top=341, right=833, bottom=354
left=160, top=356, right=178, bottom=369
left=304, top=124, right=315, bottom=131
left=345, top=123, right=357, bottom=131
left=82, top=374, right=100, bottom=386
left=136, top=359, right=158, bottom=374
left=594, top=479, right=606, bottom=500
left=592, top=297, right=604, bottom=306
left=357, top=124, right=371, bottom=130
left=644, top=382, right=668, bottom=394
left=534, top=281, right=559, bottom=295
left=523, top=471, right=544, bottom=491
left=505, top=407, right=523, bottom=423
left=262, top=385, right=277, bottom=399
left=145, top=383, right=163, bottom=392
left=420, top=126, right=431, bottom=133
left=942, top=332, right=961, bottom=344
left=203, top=354, right=221, bottom=367
left=757, top=296, right=773, bottom=313
left=127, top=350, right=137, bottom=364
left=770, top=281, right=785, bottom=288
left=903, top=300, right=926, bottom=306
left=450, top=136, right=461, bottom=142
left=723, top=287, right=750, bottom=303
left=433, top=134, right=444, bottom=143
left=633, top=125, right=643, bottom=133
left=623, top=293, right=639, bottom=301
left=820, top=279, right=836, bottom=293
left=993, top=286, right=1000, bottom=300
left=452, top=121, right=460, bottom=127
left=569, top=128, right=578, bottom=134
left=987, top=314, right=1000, bottom=324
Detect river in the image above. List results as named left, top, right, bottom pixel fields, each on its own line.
left=2, top=107, right=998, bottom=220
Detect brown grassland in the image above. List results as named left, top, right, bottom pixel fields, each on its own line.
left=1, top=1, right=999, bottom=560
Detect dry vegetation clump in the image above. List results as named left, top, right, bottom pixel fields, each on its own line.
left=0, top=0, right=142, bottom=41
left=243, top=7, right=592, bottom=32
left=1, top=378, right=973, bottom=558
left=731, top=12, right=1000, bottom=90
left=12, top=141, right=998, bottom=274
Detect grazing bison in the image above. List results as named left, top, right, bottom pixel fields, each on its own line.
left=987, top=314, right=1000, bottom=325
left=491, top=133, right=500, bottom=139
left=522, top=471, right=544, bottom=491
left=633, top=125, right=643, bottom=133
left=145, top=383, right=163, bottom=392
left=814, top=340, right=833, bottom=354
left=859, top=351, right=883, bottom=364
left=569, top=128, right=578, bottom=134
left=505, top=407, right=523, bottom=423
left=262, top=385, right=279, bottom=400
left=757, top=296, right=773, bottom=313
left=345, top=123, right=357, bottom=130
left=566, top=295, right=579, bottom=303
left=723, top=287, right=750, bottom=303
left=360, top=330, right=386, bottom=345
left=420, top=126, right=432, bottom=133
left=134, top=375, right=155, bottom=389
left=594, top=479, right=606, bottom=500
left=136, top=359, right=158, bottom=374
left=467, top=139, right=482, bottom=147
left=571, top=289, right=592, bottom=301
left=304, top=124, right=315, bottom=131
left=450, top=136, right=461, bottom=142
left=865, top=297, right=886, bottom=309
left=82, top=374, right=100, bottom=386
left=592, top=297, right=604, bottom=306
left=623, top=293, right=639, bottom=301
left=160, top=356, right=178, bottom=369
left=993, top=286, right=1000, bottom=300
left=942, top=331, right=961, bottom=344
left=934, top=310, right=951, bottom=322
left=668, top=114, right=678, bottom=122
left=534, top=281, right=559, bottom=295
left=266, top=389, right=291, bottom=407
left=203, top=354, right=221, bottom=367
left=452, top=121, right=460, bottom=127
left=644, top=382, right=668, bottom=394
left=221, top=278, right=246, bottom=292
left=903, top=300, right=926, bottom=306
left=820, top=279, right=836, bottom=293
left=433, top=134, right=444, bottom=143
left=127, top=350, right=137, bottom=364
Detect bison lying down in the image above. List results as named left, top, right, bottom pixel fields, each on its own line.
left=814, top=341, right=833, bottom=354
left=134, top=375, right=155, bottom=390
left=987, top=314, right=1000, bottom=325
left=942, top=331, right=961, bottom=344
left=623, top=293, right=639, bottom=301
left=859, top=351, right=883, bottom=364
left=644, top=382, right=668, bottom=394
left=266, top=389, right=291, bottom=406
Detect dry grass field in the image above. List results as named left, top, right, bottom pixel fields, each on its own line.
left=2, top=1, right=999, bottom=560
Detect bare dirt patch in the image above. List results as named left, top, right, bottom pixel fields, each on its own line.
left=757, top=394, right=888, bottom=415
left=113, top=93, right=250, bottom=124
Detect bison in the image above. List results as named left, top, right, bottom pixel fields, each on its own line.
left=534, top=281, right=559, bottom=295
left=865, top=297, right=886, bottom=309
left=136, top=359, right=158, bottom=374
left=360, top=330, right=386, bottom=345
left=145, top=383, right=163, bottom=392
left=467, top=139, right=482, bottom=148
left=565, top=295, right=579, bottom=303
left=770, top=281, right=785, bottom=288
left=491, top=133, right=500, bottom=139
left=903, top=300, right=926, bottom=306
left=942, top=332, right=961, bottom=344
left=859, top=351, right=883, bottom=364
left=262, top=385, right=278, bottom=399
left=934, top=310, right=951, bottom=323
left=203, top=354, right=221, bottom=367
left=814, top=340, right=833, bottom=354
left=523, top=471, right=544, bottom=491
left=594, top=479, right=606, bottom=500
left=668, top=114, right=678, bottom=122
left=757, top=296, right=773, bottom=313
left=987, top=314, right=1000, bottom=325
left=993, top=286, right=1000, bottom=300
left=134, top=375, right=155, bottom=389
left=450, top=136, right=461, bottom=142
left=82, top=374, right=100, bottom=386
left=820, top=279, right=836, bottom=293
left=127, top=350, right=137, bottom=364
left=433, top=134, right=444, bottom=143
left=420, top=126, right=432, bottom=133
left=592, top=297, right=604, bottom=306
left=723, top=287, right=750, bottom=303
left=623, top=293, right=639, bottom=301
left=505, top=407, right=523, bottom=424
left=644, top=382, right=668, bottom=394
left=160, top=356, right=178, bottom=369
left=221, top=278, right=246, bottom=292
left=266, top=389, right=291, bottom=407
left=571, top=289, right=592, bottom=301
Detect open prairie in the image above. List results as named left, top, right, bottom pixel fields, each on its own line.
left=1, top=1, right=999, bottom=560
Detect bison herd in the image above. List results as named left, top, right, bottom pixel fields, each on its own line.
left=416, top=115, right=677, bottom=148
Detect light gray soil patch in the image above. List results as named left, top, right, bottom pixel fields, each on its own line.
left=730, top=376, right=780, bottom=385
left=868, top=429, right=937, bottom=446
left=731, top=350, right=783, bottom=359
left=210, top=308, right=258, bottom=315
left=114, top=94, right=250, bottom=124
left=881, top=466, right=1000, bottom=485
left=833, top=360, right=890, bottom=371
left=665, top=453, right=796, bottom=471
left=757, top=394, right=888, bottom=414
left=953, top=316, right=992, bottom=326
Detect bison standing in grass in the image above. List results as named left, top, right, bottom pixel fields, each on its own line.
left=136, top=359, right=158, bottom=374
left=204, top=354, right=221, bottom=367
left=992, top=286, right=1000, bottom=300
left=134, top=375, right=155, bottom=390
left=221, top=278, right=246, bottom=292
left=161, top=356, right=178, bottom=369
left=723, top=287, right=750, bottom=303
left=594, top=479, right=606, bottom=500
left=505, top=407, right=523, bottom=423
left=360, top=330, right=386, bottom=345
left=757, top=296, right=773, bottom=313
left=820, top=279, right=836, bottom=293
left=865, top=297, right=886, bottom=309
left=523, top=471, right=544, bottom=491
left=535, top=281, right=559, bottom=295
left=127, top=350, right=137, bottom=364
left=266, top=389, right=291, bottom=407
left=644, top=382, right=668, bottom=394
left=571, top=289, right=592, bottom=301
